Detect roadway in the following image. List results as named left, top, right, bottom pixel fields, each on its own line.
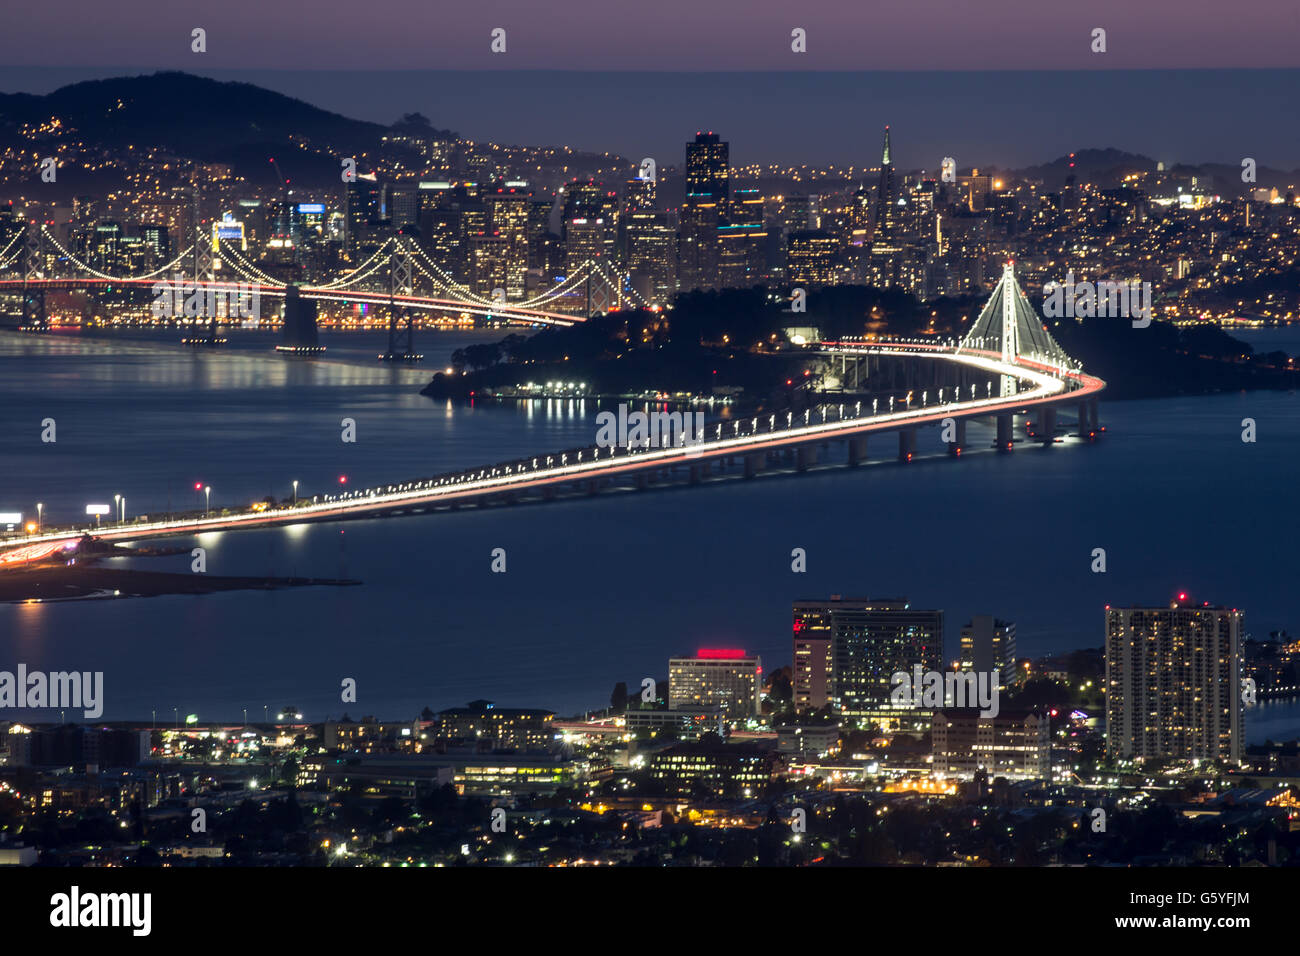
left=0, top=342, right=1104, bottom=558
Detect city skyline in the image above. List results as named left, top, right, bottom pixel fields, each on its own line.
left=0, top=4, right=1298, bottom=887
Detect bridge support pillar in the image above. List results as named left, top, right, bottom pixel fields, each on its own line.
left=848, top=435, right=867, bottom=467
left=1038, top=407, right=1057, bottom=444
left=635, top=473, right=648, bottom=490
left=1088, top=399, right=1100, bottom=437
left=1077, top=401, right=1091, bottom=437
left=898, top=428, right=916, bottom=462
left=586, top=479, right=599, bottom=496
left=996, top=413, right=1013, bottom=452
left=744, top=453, right=765, bottom=479
left=543, top=486, right=557, bottom=500
left=796, top=444, right=818, bottom=472
left=947, top=419, right=966, bottom=456
left=689, top=463, right=703, bottom=484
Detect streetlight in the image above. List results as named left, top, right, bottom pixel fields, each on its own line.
left=35, top=503, right=42, bottom=532
left=204, top=486, right=211, bottom=515
left=292, top=480, right=298, bottom=505
left=113, top=494, right=120, bottom=524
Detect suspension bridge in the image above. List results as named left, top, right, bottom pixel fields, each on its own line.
left=0, top=262, right=1104, bottom=564
left=0, top=219, right=649, bottom=352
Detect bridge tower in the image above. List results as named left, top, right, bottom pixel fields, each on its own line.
left=999, top=262, right=1018, bottom=397
left=21, top=221, right=46, bottom=332
left=189, top=191, right=220, bottom=346
left=584, top=260, right=618, bottom=318
left=380, top=238, right=421, bottom=362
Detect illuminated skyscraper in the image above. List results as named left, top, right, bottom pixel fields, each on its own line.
left=680, top=132, right=730, bottom=292
left=794, top=597, right=943, bottom=727
left=873, top=126, right=898, bottom=240
left=1105, top=599, right=1242, bottom=764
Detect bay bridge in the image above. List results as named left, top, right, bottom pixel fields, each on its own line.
left=0, top=261, right=1104, bottom=563
left=0, top=219, right=643, bottom=348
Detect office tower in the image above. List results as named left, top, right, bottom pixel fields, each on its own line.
left=564, top=216, right=607, bottom=276
left=139, top=224, right=170, bottom=261
left=625, top=210, right=677, bottom=306
left=468, top=232, right=508, bottom=298
left=873, top=126, right=898, bottom=239
left=668, top=649, right=762, bottom=717
left=793, top=597, right=943, bottom=728
left=679, top=131, right=730, bottom=292
left=344, top=178, right=383, bottom=259
left=717, top=189, right=767, bottom=289
left=387, top=185, right=420, bottom=230
left=625, top=177, right=656, bottom=214
left=786, top=230, right=839, bottom=286
left=485, top=183, right=531, bottom=301
left=931, top=709, right=1049, bottom=780
left=1105, top=599, right=1242, bottom=764
left=527, top=199, right=555, bottom=272
left=562, top=181, right=616, bottom=268
left=685, top=131, right=729, bottom=201
left=959, top=616, right=1018, bottom=690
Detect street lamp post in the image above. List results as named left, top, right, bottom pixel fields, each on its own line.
left=36, top=503, right=42, bottom=532
left=204, top=486, right=211, bottom=516
left=292, top=480, right=298, bottom=505
left=113, top=494, right=120, bottom=525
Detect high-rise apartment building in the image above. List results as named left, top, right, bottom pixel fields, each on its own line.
left=1105, top=599, right=1242, bottom=764
left=793, top=597, right=943, bottom=727
left=668, top=649, right=762, bottom=717
left=959, top=615, right=1018, bottom=690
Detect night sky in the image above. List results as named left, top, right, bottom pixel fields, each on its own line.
left=2, top=1, right=1298, bottom=168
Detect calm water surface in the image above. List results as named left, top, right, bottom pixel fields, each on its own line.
left=1, top=327, right=1298, bottom=740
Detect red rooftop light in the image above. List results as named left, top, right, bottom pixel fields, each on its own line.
left=697, top=648, right=747, bottom=660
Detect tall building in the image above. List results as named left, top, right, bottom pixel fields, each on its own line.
left=685, top=131, right=729, bottom=201
left=668, top=649, right=762, bottom=717
left=625, top=210, right=677, bottom=306
left=873, top=126, right=898, bottom=240
left=1105, top=599, right=1242, bottom=764
left=959, top=615, right=1018, bottom=690
left=679, top=131, right=730, bottom=292
left=485, top=183, right=531, bottom=301
left=793, top=597, right=943, bottom=727
left=786, top=230, right=839, bottom=286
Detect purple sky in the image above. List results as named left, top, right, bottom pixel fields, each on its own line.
left=6, top=0, right=1300, bottom=70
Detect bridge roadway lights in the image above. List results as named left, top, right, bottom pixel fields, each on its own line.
left=898, top=428, right=916, bottom=463
left=947, top=419, right=966, bottom=457
left=848, top=435, right=867, bottom=467
left=796, top=444, right=819, bottom=472
left=996, top=413, right=1013, bottom=452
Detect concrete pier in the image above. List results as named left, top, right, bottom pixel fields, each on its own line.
left=996, top=413, right=1013, bottom=451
